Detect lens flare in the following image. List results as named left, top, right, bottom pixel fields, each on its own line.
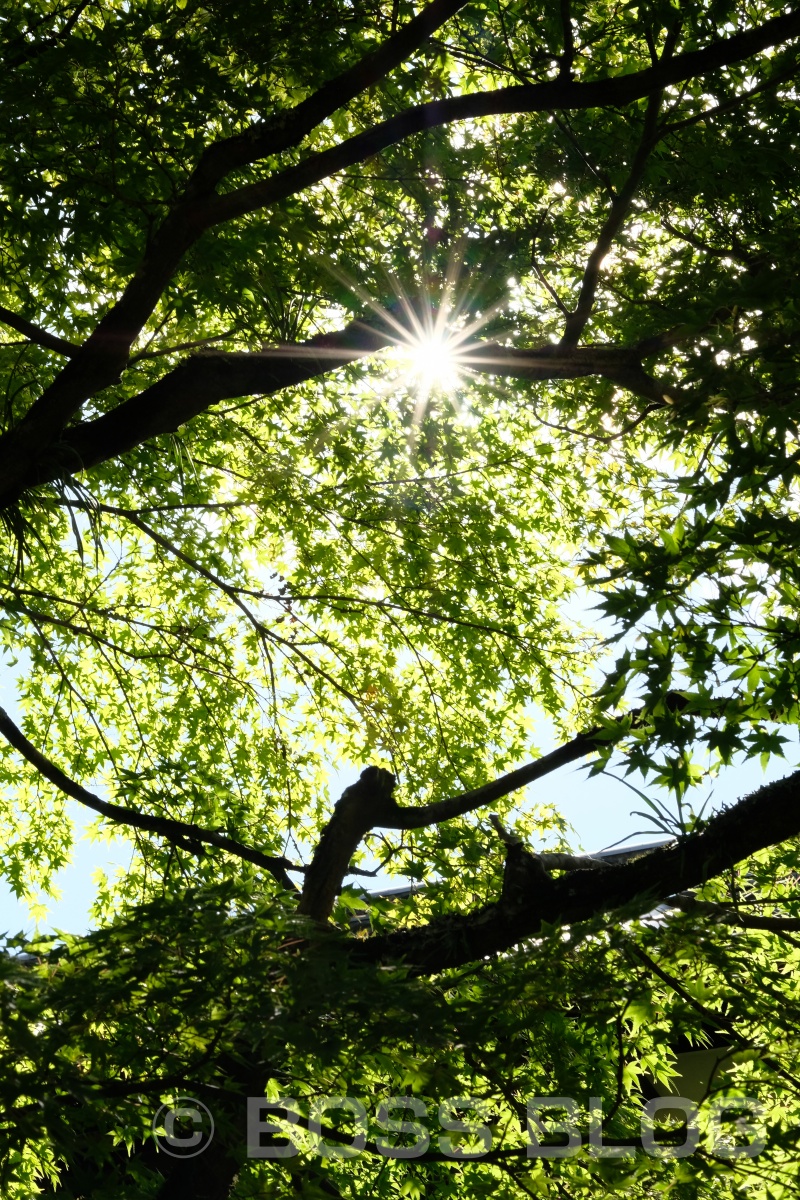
left=313, top=247, right=500, bottom=412
left=404, top=334, right=462, bottom=395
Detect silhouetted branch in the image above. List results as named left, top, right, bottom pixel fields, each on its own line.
left=0, top=303, right=78, bottom=357
left=0, top=706, right=300, bottom=889
left=560, top=90, right=662, bottom=346
left=0, top=3, right=795, bottom=506
left=362, top=768, right=800, bottom=972
left=7, top=332, right=679, bottom=500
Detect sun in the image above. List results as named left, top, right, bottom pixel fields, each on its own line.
left=404, top=334, right=462, bottom=396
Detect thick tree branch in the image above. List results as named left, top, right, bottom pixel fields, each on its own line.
left=459, top=341, right=683, bottom=404
left=348, top=692, right=693, bottom=836
left=5, top=333, right=675, bottom=500
left=297, top=701, right=697, bottom=919
left=0, top=706, right=299, bottom=890
left=296, top=727, right=618, bottom=922
left=203, top=12, right=800, bottom=229
left=58, top=322, right=393, bottom=476
left=379, top=729, right=601, bottom=830
left=186, top=0, right=471, bottom=193
left=0, top=303, right=78, bottom=357
left=0, top=1, right=469, bottom=488
left=361, top=768, right=800, bottom=973
left=297, top=766, right=398, bottom=921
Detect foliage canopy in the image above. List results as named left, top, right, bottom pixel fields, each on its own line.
left=1, top=0, right=800, bottom=1196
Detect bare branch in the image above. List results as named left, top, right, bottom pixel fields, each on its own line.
left=297, top=766, right=398, bottom=921
left=0, top=705, right=300, bottom=890
left=382, top=729, right=601, bottom=830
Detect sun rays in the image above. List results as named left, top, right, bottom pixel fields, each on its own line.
left=314, top=245, right=505, bottom=418
left=396, top=323, right=465, bottom=404
left=377, top=266, right=492, bottom=406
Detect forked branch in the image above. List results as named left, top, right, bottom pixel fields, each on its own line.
left=362, top=767, right=800, bottom=973
left=297, top=766, right=398, bottom=921
left=560, top=89, right=663, bottom=346
left=2, top=330, right=680, bottom=503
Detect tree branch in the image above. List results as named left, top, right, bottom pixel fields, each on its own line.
left=0, top=1, right=469, bottom=488
left=379, top=728, right=601, bottom=830
left=296, top=699, right=700, bottom=918
left=297, top=766, right=398, bottom=921
left=60, top=322, right=392, bottom=474
left=660, top=59, right=799, bottom=138
left=0, top=706, right=299, bottom=890
left=5, top=0, right=93, bottom=69
left=92, top=504, right=364, bottom=709
left=5, top=333, right=677, bottom=501
left=185, top=0, right=471, bottom=193
left=670, top=893, right=800, bottom=934
left=203, top=11, right=800, bottom=229
left=367, top=691, right=699, bottom=833
left=361, top=768, right=800, bottom=973
left=0, top=303, right=78, bottom=357
left=459, top=341, right=683, bottom=404
left=559, top=0, right=575, bottom=81
left=560, top=89, right=663, bottom=346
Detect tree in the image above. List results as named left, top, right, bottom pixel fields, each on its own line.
left=1, top=0, right=800, bottom=1194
